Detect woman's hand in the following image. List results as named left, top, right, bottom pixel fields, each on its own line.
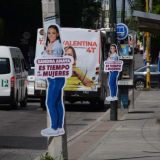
left=72, top=69, right=79, bottom=77
left=45, top=41, right=53, bottom=55
left=110, top=54, right=113, bottom=59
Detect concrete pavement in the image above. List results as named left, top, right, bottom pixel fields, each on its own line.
left=68, top=90, right=160, bottom=160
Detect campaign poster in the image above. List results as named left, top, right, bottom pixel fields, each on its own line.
left=104, top=44, right=123, bottom=101
left=61, top=28, right=101, bottom=91
left=35, top=16, right=73, bottom=137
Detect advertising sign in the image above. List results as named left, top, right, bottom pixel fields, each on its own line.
left=35, top=16, right=73, bottom=137
left=104, top=61, right=123, bottom=72
left=61, top=28, right=101, bottom=91
left=35, top=28, right=101, bottom=91
left=117, top=23, right=128, bottom=40
left=120, top=44, right=129, bottom=55
left=104, top=44, right=123, bottom=101
left=35, top=57, right=73, bottom=79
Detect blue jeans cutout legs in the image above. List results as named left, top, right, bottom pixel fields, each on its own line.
left=109, top=71, right=119, bottom=97
left=46, top=77, right=65, bottom=130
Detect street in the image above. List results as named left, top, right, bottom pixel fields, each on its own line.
left=0, top=53, right=144, bottom=160
left=0, top=99, right=109, bottom=160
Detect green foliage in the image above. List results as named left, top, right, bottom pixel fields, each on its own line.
left=40, top=152, right=65, bottom=160
left=140, top=88, right=150, bottom=91
left=59, top=0, right=101, bottom=29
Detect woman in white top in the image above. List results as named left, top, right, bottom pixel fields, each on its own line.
left=41, top=25, right=65, bottom=137
left=106, top=44, right=119, bottom=101
left=42, top=25, right=63, bottom=57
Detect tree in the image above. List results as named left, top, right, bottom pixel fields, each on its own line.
left=60, top=0, right=101, bottom=29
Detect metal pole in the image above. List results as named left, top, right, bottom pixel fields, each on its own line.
left=132, top=30, right=134, bottom=108
left=121, top=0, right=125, bottom=23
left=146, top=0, right=151, bottom=88
left=118, top=0, right=125, bottom=109
left=41, top=0, right=68, bottom=159
left=109, top=0, right=117, bottom=120
left=149, top=0, right=152, bottom=63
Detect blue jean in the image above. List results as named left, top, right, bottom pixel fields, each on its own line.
left=158, top=58, right=160, bottom=72
left=144, top=59, right=147, bottom=66
left=109, top=71, right=119, bottom=97
left=46, top=77, right=65, bottom=130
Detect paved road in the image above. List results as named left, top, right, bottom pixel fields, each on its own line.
left=134, top=52, right=143, bottom=69
left=0, top=99, right=109, bottom=160
left=0, top=54, right=144, bottom=160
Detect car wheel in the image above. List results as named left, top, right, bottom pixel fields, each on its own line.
left=20, top=90, right=27, bottom=107
left=135, top=80, right=145, bottom=90
left=40, top=97, right=46, bottom=110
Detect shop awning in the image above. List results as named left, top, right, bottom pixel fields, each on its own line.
left=132, top=10, right=160, bottom=34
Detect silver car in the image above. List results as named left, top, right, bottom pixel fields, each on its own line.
left=27, top=67, right=35, bottom=96
left=134, top=64, right=159, bottom=90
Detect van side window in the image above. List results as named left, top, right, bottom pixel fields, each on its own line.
left=12, top=58, right=20, bottom=73
left=22, top=58, right=28, bottom=71
left=0, top=58, right=10, bottom=74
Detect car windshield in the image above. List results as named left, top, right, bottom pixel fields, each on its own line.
left=28, top=68, right=34, bottom=76
left=150, top=66, right=158, bottom=72
left=0, top=58, right=10, bottom=74
left=135, top=65, right=158, bottom=72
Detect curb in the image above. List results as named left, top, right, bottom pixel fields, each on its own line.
left=67, top=108, right=110, bottom=143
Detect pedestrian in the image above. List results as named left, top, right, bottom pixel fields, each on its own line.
left=41, top=24, right=65, bottom=137
left=143, top=48, right=147, bottom=66
left=106, top=44, right=119, bottom=101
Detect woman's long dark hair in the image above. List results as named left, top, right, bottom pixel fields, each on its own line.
left=45, top=25, right=61, bottom=47
left=110, top=44, right=117, bottom=53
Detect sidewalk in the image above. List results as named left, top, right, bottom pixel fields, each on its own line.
left=68, top=90, right=160, bottom=160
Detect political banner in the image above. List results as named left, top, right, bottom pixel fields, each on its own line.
left=61, top=28, right=101, bottom=91
left=35, top=16, right=73, bottom=137
left=35, top=57, right=73, bottom=79
left=104, top=60, right=123, bottom=72
left=104, top=44, right=123, bottom=102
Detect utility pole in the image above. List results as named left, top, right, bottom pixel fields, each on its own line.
left=41, top=0, right=68, bottom=159
left=118, top=0, right=125, bottom=109
left=121, top=0, right=125, bottom=23
left=149, top=0, right=152, bottom=62
left=146, top=0, right=151, bottom=88
left=109, top=0, right=117, bottom=120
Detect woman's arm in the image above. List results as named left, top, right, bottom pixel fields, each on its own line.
left=72, top=69, right=93, bottom=87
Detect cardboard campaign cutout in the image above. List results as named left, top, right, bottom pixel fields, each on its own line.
left=104, top=44, right=123, bottom=101
left=35, top=16, right=73, bottom=137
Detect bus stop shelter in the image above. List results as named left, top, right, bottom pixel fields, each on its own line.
left=132, top=10, right=160, bottom=34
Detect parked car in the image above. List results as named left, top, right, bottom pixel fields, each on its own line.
left=0, top=46, right=30, bottom=109
left=27, top=67, right=35, bottom=96
left=134, top=64, right=159, bottom=90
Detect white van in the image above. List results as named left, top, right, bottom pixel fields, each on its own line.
left=0, top=46, right=30, bottom=109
